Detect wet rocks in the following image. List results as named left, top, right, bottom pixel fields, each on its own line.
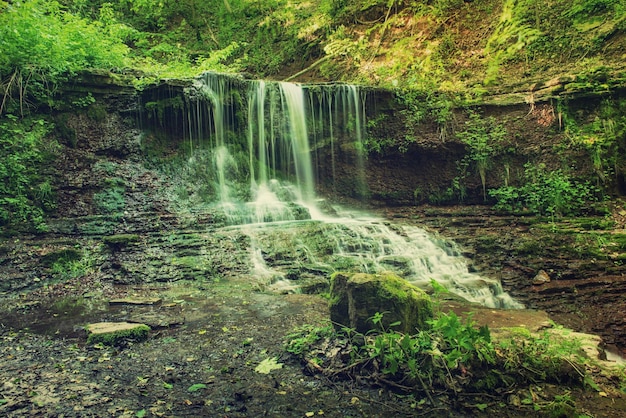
left=532, top=269, right=551, bottom=285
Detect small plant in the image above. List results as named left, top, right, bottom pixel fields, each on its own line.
left=396, top=88, right=456, bottom=143
left=48, top=247, right=94, bottom=281
left=285, top=311, right=614, bottom=414
left=93, top=178, right=126, bottom=214
left=284, top=323, right=334, bottom=356
left=457, top=111, right=507, bottom=201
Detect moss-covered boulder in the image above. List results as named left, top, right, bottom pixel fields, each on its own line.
left=329, top=272, right=433, bottom=334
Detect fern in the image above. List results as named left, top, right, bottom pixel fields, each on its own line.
left=484, top=0, right=542, bottom=83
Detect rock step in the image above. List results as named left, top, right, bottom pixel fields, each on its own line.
left=85, top=322, right=150, bottom=345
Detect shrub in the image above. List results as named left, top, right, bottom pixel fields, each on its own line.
left=489, top=163, right=600, bottom=218
left=0, top=0, right=129, bottom=114
left=0, top=116, right=56, bottom=232
left=457, top=112, right=507, bottom=201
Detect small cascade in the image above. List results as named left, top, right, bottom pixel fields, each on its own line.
left=180, top=72, right=521, bottom=309
left=237, top=210, right=522, bottom=309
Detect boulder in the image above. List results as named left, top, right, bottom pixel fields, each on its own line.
left=532, top=269, right=551, bottom=285
left=329, top=272, right=433, bottom=334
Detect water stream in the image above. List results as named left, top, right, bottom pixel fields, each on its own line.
left=184, top=72, right=522, bottom=309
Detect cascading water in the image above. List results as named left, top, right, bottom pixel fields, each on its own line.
left=184, top=72, right=522, bottom=309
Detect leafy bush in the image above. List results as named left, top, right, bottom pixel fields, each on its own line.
left=284, top=311, right=601, bottom=402
left=0, top=115, right=56, bottom=232
left=457, top=112, right=507, bottom=201
left=0, top=0, right=129, bottom=114
left=489, top=163, right=600, bottom=217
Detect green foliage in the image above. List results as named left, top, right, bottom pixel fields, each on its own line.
left=457, top=112, right=507, bottom=201
left=51, top=256, right=93, bottom=280
left=429, top=0, right=466, bottom=18
left=427, top=312, right=495, bottom=369
left=93, top=178, right=126, bottom=214
left=484, top=0, right=542, bottom=85
left=426, top=177, right=467, bottom=205
left=42, top=246, right=94, bottom=280
left=286, top=312, right=608, bottom=407
left=0, top=0, right=130, bottom=114
left=397, top=87, right=456, bottom=141
left=561, top=98, right=626, bottom=185
left=496, top=326, right=587, bottom=384
left=289, top=311, right=496, bottom=390
left=285, top=323, right=335, bottom=356
left=0, top=115, right=56, bottom=232
left=490, top=163, right=600, bottom=218
left=0, top=0, right=618, bottom=94
left=2, top=0, right=620, bottom=95
left=564, top=0, right=620, bottom=21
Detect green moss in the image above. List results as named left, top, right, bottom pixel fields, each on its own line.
left=78, top=219, right=119, bottom=235
left=93, top=186, right=125, bottom=215
left=330, top=271, right=433, bottom=334
left=103, top=234, right=140, bottom=248
left=86, top=324, right=150, bottom=345
left=41, top=248, right=82, bottom=267
left=86, top=104, right=108, bottom=122
left=169, top=255, right=215, bottom=280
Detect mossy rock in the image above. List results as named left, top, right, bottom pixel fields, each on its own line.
left=329, top=272, right=433, bottom=334
left=103, top=234, right=140, bottom=249
left=41, top=248, right=82, bottom=267
left=86, top=322, right=150, bottom=345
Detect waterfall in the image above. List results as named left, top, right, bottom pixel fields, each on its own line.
left=278, top=82, right=316, bottom=205
left=182, top=72, right=521, bottom=309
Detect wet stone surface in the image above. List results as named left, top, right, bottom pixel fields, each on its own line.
left=2, top=205, right=626, bottom=416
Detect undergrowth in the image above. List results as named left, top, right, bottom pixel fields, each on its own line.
left=285, top=311, right=625, bottom=415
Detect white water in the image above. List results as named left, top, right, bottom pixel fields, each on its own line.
left=187, top=72, right=522, bottom=309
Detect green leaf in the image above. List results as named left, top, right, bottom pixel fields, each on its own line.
left=136, top=410, right=146, bottom=418
left=187, top=383, right=207, bottom=392
left=475, top=403, right=488, bottom=411
left=255, top=357, right=283, bottom=374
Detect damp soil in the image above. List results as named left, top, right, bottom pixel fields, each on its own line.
left=1, top=271, right=626, bottom=417
left=2, top=203, right=626, bottom=417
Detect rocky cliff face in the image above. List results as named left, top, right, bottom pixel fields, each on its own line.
left=1, top=72, right=626, bottom=354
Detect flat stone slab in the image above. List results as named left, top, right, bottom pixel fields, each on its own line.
left=109, top=298, right=162, bottom=306
left=85, top=322, right=150, bottom=345
left=441, top=300, right=552, bottom=332
left=86, top=322, right=148, bottom=334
